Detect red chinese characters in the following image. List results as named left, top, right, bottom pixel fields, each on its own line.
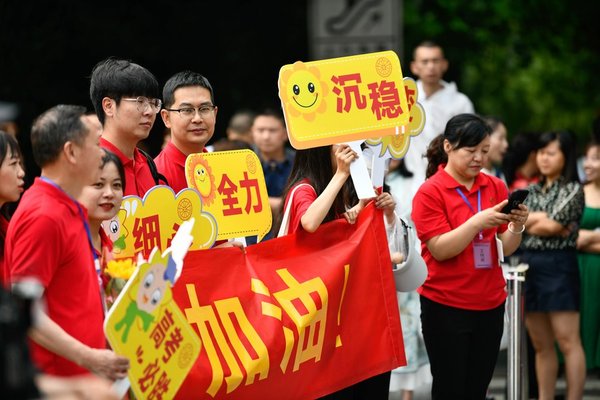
left=331, top=73, right=404, bottom=120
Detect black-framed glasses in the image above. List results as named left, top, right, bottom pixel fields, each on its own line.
left=121, top=96, right=162, bottom=114
left=165, top=105, right=216, bottom=118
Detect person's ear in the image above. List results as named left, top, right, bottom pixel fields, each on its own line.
left=443, top=139, right=453, bottom=154
left=410, top=60, right=419, bottom=76
left=441, top=58, right=449, bottom=75
left=63, top=141, right=78, bottom=164
left=160, top=109, right=171, bottom=128
left=102, top=97, right=114, bottom=118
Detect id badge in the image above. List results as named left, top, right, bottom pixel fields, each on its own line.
left=473, top=239, right=492, bottom=269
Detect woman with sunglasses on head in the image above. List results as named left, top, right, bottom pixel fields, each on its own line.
left=411, top=113, right=528, bottom=399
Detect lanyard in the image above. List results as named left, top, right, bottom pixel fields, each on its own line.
left=455, top=188, right=483, bottom=240
left=40, top=177, right=100, bottom=271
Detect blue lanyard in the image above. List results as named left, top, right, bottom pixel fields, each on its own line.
left=455, top=188, right=483, bottom=239
left=40, top=177, right=99, bottom=268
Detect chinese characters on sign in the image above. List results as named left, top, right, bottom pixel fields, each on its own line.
left=186, top=150, right=272, bottom=241
left=278, top=50, right=410, bottom=149
left=182, top=265, right=349, bottom=397
left=104, top=249, right=201, bottom=400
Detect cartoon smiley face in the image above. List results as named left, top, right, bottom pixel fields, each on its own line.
left=193, top=164, right=211, bottom=197
left=280, top=61, right=328, bottom=121
left=136, top=263, right=167, bottom=314
left=290, top=69, right=321, bottom=110
left=185, top=154, right=216, bottom=206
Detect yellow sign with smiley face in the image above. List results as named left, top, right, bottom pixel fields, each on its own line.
left=278, top=50, right=410, bottom=149
left=185, top=149, right=272, bottom=242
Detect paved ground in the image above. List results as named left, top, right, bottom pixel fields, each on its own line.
left=389, top=350, right=600, bottom=400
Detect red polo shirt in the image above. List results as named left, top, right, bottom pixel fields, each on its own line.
left=411, top=165, right=509, bottom=310
left=0, top=215, right=9, bottom=285
left=4, top=178, right=105, bottom=376
left=154, top=141, right=202, bottom=194
left=100, top=138, right=156, bottom=197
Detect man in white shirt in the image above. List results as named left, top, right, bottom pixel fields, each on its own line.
left=404, top=40, right=475, bottom=194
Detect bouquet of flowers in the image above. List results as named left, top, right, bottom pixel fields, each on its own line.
left=104, top=258, right=136, bottom=310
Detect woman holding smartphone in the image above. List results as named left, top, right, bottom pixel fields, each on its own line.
left=411, top=114, right=528, bottom=399
left=521, top=130, right=586, bottom=400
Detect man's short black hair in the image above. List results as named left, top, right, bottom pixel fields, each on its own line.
left=162, top=70, right=214, bottom=108
left=89, top=58, right=159, bottom=125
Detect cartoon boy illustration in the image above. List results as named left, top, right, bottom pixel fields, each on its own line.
left=114, top=253, right=177, bottom=342
left=102, top=208, right=128, bottom=253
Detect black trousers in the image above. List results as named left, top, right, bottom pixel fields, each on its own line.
left=318, top=371, right=391, bottom=400
left=420, top=296, right=504, bottom=400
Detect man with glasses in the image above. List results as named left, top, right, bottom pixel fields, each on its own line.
left=155, top=71, right=245, bottom=248
left=154, top=70, right=218, bottom=193
left=90, top=58, right=165, bottom=197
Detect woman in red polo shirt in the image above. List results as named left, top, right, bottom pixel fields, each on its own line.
left=0, top=131, right=25, bottom=283
left=411, top=113, right=529, bottom=399
left=78, top=149, right=125, bottom=302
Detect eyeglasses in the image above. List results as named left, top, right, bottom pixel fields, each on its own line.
left=165, top=105, right=216, bottom=119
left=121, top=97, right=162, bottom=114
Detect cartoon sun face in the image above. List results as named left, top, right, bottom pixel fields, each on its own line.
left=185, top=155, right=216, bottom=206
left=280, top=61, right=328, bottom=122
left=136, top=262, right=167, bottom=314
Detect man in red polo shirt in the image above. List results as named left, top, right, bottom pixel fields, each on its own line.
left=155, top=71, right=242, bottom=248
left=4, top=105, right=129, bottom=379
left=154, top=70, right=217, bottom=193
left=90, top=58, right=165, bottom=197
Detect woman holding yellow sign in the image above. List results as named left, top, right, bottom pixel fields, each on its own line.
left=275, top=143, right=396, bottom=399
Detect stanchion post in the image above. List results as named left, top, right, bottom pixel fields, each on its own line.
left=505, top=259, right=529, bottom=400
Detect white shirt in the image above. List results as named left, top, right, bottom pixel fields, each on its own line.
left=403, top=80, right=475, bottom=197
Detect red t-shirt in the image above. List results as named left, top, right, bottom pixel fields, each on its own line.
left=0, top=214, right=9, bottom=285
left=282, top=179, right=319, bottom=235
left=411, top=166, right=509, bottom=310
left=4, top=178, right=106, bottom=376
left=97, top=228, right=113, bottom=291
left=154, top=141, right=201, bottom=194
left=509, top=171, right=539, bottom=193
left=100, top=138, right=156, bottom=197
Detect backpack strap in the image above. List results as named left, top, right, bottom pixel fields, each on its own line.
left=277, top=183, right=313, bottom=238
left=138, top=148, right=169, bottom=186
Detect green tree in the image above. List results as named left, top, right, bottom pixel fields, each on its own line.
left=403, top=0, right=600, bottom=144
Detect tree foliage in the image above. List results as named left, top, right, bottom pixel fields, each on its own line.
left=403, top=0, right=600, bottom=142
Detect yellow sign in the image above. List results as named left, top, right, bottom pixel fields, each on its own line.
left=104, top=248, right=201, bottom=399
left=107, top=186, right=217, bottom=260
left=365, top=77, right=425, bottom=159
left=278, top=50, right=410, bottom=149
left=185, top=149, right=272, bottom=241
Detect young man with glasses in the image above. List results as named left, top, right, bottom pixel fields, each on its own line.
left=154, top=70, right=218, bottom=193
left=90, top=58, right=165, bottom=197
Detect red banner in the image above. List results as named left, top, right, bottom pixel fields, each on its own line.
left=172, top=203, right=405, bottom=399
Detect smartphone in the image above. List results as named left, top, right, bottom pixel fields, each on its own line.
left=501, top=189, right=529, bottom=214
